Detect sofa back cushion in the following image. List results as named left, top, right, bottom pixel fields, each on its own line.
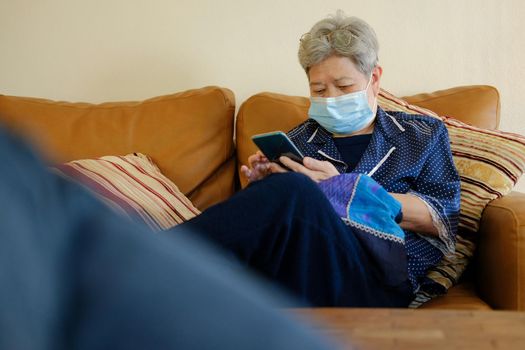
left=236, top=93, right=309, bottom=187
left=402, top=85, right=500, bottom=130
left=0, top=86, right=236, bottom=210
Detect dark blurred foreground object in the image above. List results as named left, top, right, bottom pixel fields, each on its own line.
left=0, top=126, right=336, bottom=350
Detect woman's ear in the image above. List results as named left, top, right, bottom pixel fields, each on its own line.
left=371, top=65, right=383, bottom=97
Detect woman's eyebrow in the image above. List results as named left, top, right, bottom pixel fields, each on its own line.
left=334, top=77, right=354, bottom=83
left=309, top=77, right=354, bottom=86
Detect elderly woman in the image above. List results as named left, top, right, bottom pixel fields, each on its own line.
left=179, top=12, right=460, bottom=307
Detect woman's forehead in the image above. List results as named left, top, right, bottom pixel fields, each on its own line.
left=308, top=56, right=365, bottom=82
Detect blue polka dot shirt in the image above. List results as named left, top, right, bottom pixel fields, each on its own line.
left=287, top=107, right=461, bottom=292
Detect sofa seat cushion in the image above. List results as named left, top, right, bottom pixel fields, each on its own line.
left=0, top=86, right=236, bottom=210
left=419, top=282, right=491, bottom=310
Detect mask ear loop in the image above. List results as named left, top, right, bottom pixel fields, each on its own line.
left=366, top=71, right=379, bottom=114
left=365, top=73, right=373, bottom=91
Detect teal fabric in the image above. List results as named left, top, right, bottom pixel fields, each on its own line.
left=319, top=173, right=407, bottom=287
left=347, top=174, right=404, bottom=242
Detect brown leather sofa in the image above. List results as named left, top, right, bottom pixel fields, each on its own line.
left=1, top=85, right=523, bottom=310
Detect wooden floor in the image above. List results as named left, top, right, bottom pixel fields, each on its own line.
left=291, top=308, right=525, bottom=350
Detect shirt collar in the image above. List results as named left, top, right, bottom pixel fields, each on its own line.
left=304, top=119, right=332, bottom=145
left=373, top=107, right=406, bottom=141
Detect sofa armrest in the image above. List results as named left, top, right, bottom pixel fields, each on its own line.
left=476, top=191, right=525, bottom=310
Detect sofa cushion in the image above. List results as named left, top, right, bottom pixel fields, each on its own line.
left=418, top=282, right=492, bottom=310
left=236, top=93, right=310, bottom=188
left=0, top=86, right=236, bottom=210
left=402, top=85, right=501, bottom=130
left=53, top=153, right=200, bottom=231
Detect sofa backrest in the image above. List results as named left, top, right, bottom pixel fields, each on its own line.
left=0, top=84, right=501, bottom=208
left=402, top=85, right=500, bottom=129
left=235, top=85, right=501, bottom=188
left=0, top=86, right=236, bottom=210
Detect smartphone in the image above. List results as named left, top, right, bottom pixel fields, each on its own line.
left=251, top=131, right=304, bottom=164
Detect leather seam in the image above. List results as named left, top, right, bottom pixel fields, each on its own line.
left=404, top=86, right=498, bottom=104
left=242, top=94, right=308, bottom=109
left=1, top=86, right=234, bottom=110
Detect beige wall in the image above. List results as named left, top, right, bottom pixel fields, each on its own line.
left=2, top=0, right=525, bottom=190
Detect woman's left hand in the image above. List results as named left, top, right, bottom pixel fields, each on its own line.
left=271, top=156, right=339, bottom=182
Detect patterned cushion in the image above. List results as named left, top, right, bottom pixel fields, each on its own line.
left=378, top=89, right=525, bottom=302
left=53, top=153, right=200, bottom=231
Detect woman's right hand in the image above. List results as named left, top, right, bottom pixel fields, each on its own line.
left=240, top=151, right=272, bottom=183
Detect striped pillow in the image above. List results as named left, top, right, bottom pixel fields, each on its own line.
left=378, top=89, right=525, bottom=301
left=53, top=153, right=200, bottom=231
left=379, top=89, right=525, bottom=232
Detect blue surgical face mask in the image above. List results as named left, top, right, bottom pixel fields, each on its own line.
left=308, top=76, right=375, bottom=135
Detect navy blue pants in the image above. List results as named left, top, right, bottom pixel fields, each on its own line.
left=177, top=172, right=414, bottom=307
left=0, top=127, right=333, bottom=350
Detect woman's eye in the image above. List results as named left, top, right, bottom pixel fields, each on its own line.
left=339, top=85, right=351, bottom=90
left=314, top=89, right=325, bottom=94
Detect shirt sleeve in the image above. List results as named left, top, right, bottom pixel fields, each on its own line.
left=407, top=121, right=461, bottom=255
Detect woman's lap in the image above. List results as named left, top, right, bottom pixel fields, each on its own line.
left=172, top=173, right=413, bottom=307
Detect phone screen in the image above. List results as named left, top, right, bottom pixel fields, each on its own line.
left=251, top=131, right=304, bottom=164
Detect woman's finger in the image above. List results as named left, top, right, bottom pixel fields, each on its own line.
left=279, top=156, right=306, bottom=172
left=303, top=157, right=339, bottom=177
left=240, top=165, right=256, bottom=183
left=279, top=156, right=317, bottom=179
left=268, top=162, right=288, bottom=173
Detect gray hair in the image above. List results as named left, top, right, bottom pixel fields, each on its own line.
left=298, top=11, right=379, bottom=76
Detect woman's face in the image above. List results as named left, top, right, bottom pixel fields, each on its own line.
left=308, top=55, right=382, bottom=112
